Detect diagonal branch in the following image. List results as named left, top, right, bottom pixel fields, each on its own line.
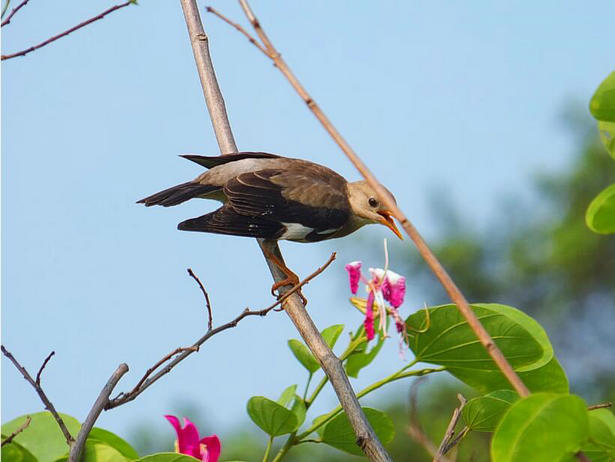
left=223, top=0, right=530, bottom=398
left=1, top=346, right=75, bottom=446
left=1, top=0, right=29, bottom=27
left=179, top=2, right=392, bottom=460
left=1, top=416, right=31, bottom=447
left=1, top=1, right=135, bottom=60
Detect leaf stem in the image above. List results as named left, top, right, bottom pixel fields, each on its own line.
left=302, top=373, right=313, bottom=401
left=262, top=435, right=274, bottom=462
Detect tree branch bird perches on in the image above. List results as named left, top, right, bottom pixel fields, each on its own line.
left=138, top=152, right=403, bottom=298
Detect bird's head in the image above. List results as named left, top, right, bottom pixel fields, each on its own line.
left=347, top=181, right=403, bottom=239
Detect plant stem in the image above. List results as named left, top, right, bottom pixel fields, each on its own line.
left=297, top=363, right=442, bottom=440
left=302, top=373, right=313, bottom=401
left=262, top=435, right=274, bottom=462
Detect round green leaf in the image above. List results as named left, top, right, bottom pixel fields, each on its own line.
left=321, top=324, right=344, bottom=349
left=287, top=339, right=319, bottom=373
left=320, top=408, right=394, bottom=456
left=136, top=454, right=198, bottom=462
left=462, top=390, right=519, bottom=431
left=1, top=440, right=37, bottom=462
left=277, top=385, right=298, bottom=407
left=586, top=183, right=615, bottom=234
left=450, top=356, right=569, bottom=394
left=590, top=71, right=615, bottom=122
left=491, top=393, right=589, bottom=462
left=598, top=121, right=615, bottom=158
left=579, top=409, right=615, bottom=461
left=406, top=303, right=553, bottom=371
left=246, top=396, right=297, bottom=436
left=54, top=441, right=129, bottom=462
left=290, top=395, right=307, bottom=431
left=1, top=412, right=81, bottom=462
left=345, top=335, right=384, bottom=378
left=89, top=427, right=139, bottom=459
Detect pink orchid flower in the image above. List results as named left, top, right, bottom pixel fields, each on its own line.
left=345, top=261, right=406, bottom=341
left=165, top=415, right=221, bottom=462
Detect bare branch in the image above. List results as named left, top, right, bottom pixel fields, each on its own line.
left=1, top=1, right=134, bottom=60
left=436, top=394, right=468, bottom=459
left=205, top=6, right=270, bottom=57
left=187, top=268, right=214, bottom=330
left=1, top=345, right=75, bottom=446
left=588, top=402, right=612, bottom=410
left=68, top=364, right=129, bottom=462
left=35, top=351, right=55, bottom=386
left=1, top=0, right=28, bottom=27
left=225, top=0, right=531, bottom=398
left=1, top=416, right=31, bottom=447
left=106, top=252, right=336, bottom=409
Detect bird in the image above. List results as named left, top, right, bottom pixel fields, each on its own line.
left=138, top=152, right=402, bottom=298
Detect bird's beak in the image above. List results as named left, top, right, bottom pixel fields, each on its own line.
left=377, top=210, right=403, bottom=240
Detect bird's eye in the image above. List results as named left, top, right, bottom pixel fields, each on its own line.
left=368, top=197, right=378, bottom=208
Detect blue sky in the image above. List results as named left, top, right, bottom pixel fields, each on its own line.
left=3, top=0, right=614, bottom=448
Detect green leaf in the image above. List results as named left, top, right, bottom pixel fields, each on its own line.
left=321, top=325, right=344, bottom=349
left=277, top=385, right=298, bottom=407
left=579, top=409, right=615, bottom=461
left=598, top=121, right=615, bottom=158
left=54, top=441, right=128, bottom=462
left=345, top=335, right=384, bottom=378
left=450, top=356, right=569, bottom=394
left=491, top=393, right=589, bottom=462
left=287, top=339, right=319, bottom=373
left=247, top=396, right=298, bottom=436
left=1, top=440, right=37, bottom=462
left=88, top=427, right=139, bottom=459
left=136, top=454, right=198, bottom=462
left=1, top=412, right=81, bottom=462
left=586, top=183, right=615, bottom=234
left=462, top=390, right=519, bottom=431
left=320, top=408, right=394, bottom=455
left=590, top=71, right=615, bottom=122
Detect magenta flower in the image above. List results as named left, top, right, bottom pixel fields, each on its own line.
left=345, top=261, right=407, bottom=341
left=165, top=415, right=221, bottom=462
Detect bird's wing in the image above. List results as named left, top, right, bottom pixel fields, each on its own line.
left=180, top=152, right=281, bottom=170
left=178, top=207, right=284, bottom=238
left=224, top=168, right=350, bottom=232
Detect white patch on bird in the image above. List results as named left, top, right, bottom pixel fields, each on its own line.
left=316, top=228, right=339, bottom=235
left=279, top=222, right=314, bottom=240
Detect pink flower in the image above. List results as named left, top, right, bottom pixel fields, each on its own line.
left=165, top=415, right=221, bottom=462
left=345, top=261, right=362, bottom=295
left=346, top=261, right=407, bottom=342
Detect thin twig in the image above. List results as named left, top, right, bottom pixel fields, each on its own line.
left=1, top=416, right=31, bottom=447
left=205, top=6, right=270, bottom=57
left=67, top=364, right=129, bottom=462
left=407, top=378, right=449, bottom=462
left=106, top=252, right=336, bottom=409
left=588, top=402, right=612, bottom=410
left=224, top=0, right=531, bottom=398
left=436, top=394, right=468, bottom=459
left=1, top=1, right=134, bottom=60
left=1, top=0, right=28, bottom=27
left=187, top=268, right=214, bottom=330
left=1, top=345, right=75, bottom=445
left=35, top=351, right=55, bottom=386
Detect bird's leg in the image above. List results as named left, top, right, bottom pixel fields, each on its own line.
left=262, top=245, right=307, bottom=305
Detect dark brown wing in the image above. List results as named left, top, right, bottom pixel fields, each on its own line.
left=224, top=168, right=350, bottom=233
left=177, top=207, right=283, bottom=238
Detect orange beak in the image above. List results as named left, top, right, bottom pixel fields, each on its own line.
left=377, top=210, right=403, bottom=240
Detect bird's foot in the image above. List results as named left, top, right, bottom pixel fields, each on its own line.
left=270, top=274, right=308, bottom=306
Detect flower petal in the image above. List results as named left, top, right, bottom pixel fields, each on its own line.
left=384, top=271, right=405, bottom=308
left=200, top=435, right=221, bottom=462
left=345, top=261, right=362, bottom=294
left=364, top=291, right=375, bottom=341
left=164, top=415, right=201, bottom=457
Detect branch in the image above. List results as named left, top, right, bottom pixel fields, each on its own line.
left=187, top=268, right=214, bottom=330
left=67, top=364, right=129, bottom=462
left=214, top=0, right=530, bottom=398
left=106, top=252, right=336, bottom=409
left=179, top=2, right=392, bottom=460
left=436, top=394, right=468, bottom=459
left=1, top=346, right=75, bottom=446
left=1, top=1, right=134, bottom=60
left=1, top=0, right=28, bottom=27
left=1, top=416, right=31, bottom=447
left=35, top=351, right=55, bottom=386
left=588, top=402, right=612, bottom=410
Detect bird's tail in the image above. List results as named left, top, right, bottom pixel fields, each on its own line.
left=137, top=182, right=219, bottom=207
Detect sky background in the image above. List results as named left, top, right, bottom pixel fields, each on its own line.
left=3, top=0, right=614, bottom=450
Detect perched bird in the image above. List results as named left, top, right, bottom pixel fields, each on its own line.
left=138, top=152, right=402, bottom=295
